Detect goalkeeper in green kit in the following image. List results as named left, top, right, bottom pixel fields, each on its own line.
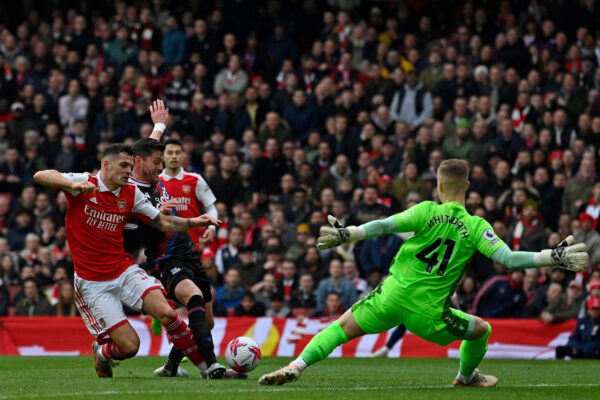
left=259, top=159, right=589, bottom=387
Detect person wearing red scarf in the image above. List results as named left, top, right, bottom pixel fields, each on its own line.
left=581, top=182, right=600, bottom=229
left=574, top=213, right=600, bottom=265
left=507, top=200, right=547, bottom=251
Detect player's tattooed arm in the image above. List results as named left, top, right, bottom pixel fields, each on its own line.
left=150, top=213, right=222, bottom=232
left=33, top=170, right=96, bottom=193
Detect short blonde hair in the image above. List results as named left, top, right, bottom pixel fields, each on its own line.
left=438, top=159, right=469, bottom=191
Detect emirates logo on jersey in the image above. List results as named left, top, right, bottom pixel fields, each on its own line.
left=182, top=185, right=191, bottom=194
left=117, top=200, right=127, bottom=211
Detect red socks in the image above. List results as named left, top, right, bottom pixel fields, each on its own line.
left=101, top=341, right=130, bottom=361
left=164, top=315, right=205, bottom=366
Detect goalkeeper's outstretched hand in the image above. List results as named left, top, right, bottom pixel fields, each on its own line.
left=545, top=235, right=589, bottom=272
left=317, top=215, right=351, bottom=250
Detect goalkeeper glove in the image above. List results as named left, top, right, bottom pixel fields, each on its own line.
left=540, top=235, right=589, bottom=272
left=316, top=215, right=361, bottom=250
left=556, top=235, right=573, bottom=248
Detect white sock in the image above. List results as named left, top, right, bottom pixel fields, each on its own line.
left=196, top=361, right=207, bottom=373
left=94, top=344, right=108, bottom=362
left=289, top=357, right=307, bottom=370
left=456, top=371, right=473, bottom=383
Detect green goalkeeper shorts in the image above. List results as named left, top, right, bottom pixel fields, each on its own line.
left=351, top=277, right=476, bottom=346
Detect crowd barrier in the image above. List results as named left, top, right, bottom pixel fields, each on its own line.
left=0, top=317, right=576, bottom=359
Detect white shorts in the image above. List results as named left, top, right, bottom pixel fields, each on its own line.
left=74, top=265, right=164, bottom=339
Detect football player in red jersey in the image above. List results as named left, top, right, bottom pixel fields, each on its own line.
left=159, top=138, right=218, bottom=250
left=33, top=140, right=222, bottom=379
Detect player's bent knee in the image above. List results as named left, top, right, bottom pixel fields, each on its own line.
left=120, top=336, right=140, bottom=356
left=156, top=306, right=177, bottom=325
left=338, top=309, right=366, bottom=341
left=174, top=279, right=203, bottom=306
left=467, top=317, right=490, bottom=340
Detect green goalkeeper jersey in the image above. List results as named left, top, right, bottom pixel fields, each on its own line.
left=388, top=200, right=504, bottom=319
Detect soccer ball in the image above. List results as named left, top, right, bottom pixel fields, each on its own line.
left=224, top=336, right=262, bottom=373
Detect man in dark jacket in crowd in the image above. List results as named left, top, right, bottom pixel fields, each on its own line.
left=15, top=277, right=52, bottom=316
left=556, top=297, right=600, bottom=359
left=471, top=269, right=527, bottom=318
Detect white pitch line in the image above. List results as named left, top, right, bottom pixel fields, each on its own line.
left=1, top=383, right=599, bottom=399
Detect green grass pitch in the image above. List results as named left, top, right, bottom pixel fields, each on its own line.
left=1, top=356, right=599, bottom=400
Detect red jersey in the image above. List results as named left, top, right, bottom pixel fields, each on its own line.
left=62, top=173, right=159, bottom=281
left=159, top=169, right=216, bottom=250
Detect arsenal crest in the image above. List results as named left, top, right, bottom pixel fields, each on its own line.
left=182, top=185, right=191, bottom=194
left=117, top=200, right=127, bottom=211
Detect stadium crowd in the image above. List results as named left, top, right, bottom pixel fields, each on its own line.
left=0, top=0, right=599, bottom=348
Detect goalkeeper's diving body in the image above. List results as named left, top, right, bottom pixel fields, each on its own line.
left=259, top=159, right=589, bottom=387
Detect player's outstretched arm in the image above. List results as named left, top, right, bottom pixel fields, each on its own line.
left=33, top=170, right=96, bottom=193
left=148, top=99, right=169, bottom=141
left=316, top=204, right=426, bottom=250
left=317, top=215, right=400, bottom=250
left=149, top=212, right=222, bottom=233
left=490, top=235, right=589, bottom=272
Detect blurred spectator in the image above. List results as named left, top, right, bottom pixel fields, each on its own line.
left=389, top=69, right=433, bottom=129
left=258, top=112, right=292, bottom=148
left=393, top=163, right=428, bottom=209
left=266, top=292, right=291, bottom=318
left=215, top=225, right=242, bottom=274
left=556, top=297, right=600, bottom=359
left=162, top=16, right=185, bottom=67
left=506, top=200, right=548, bottom=251
left=15, top=277, right=52, bottom=316
left=52, top=280, right=78, bottom=316
left=454, top=276, right=477, bottom=312
left=0, top=147, right=30, bottom=196
left=347, top=186, right=388, bottom=226
left=215, top=268, right=245, bottom=310
left=233, top=245, right=258, bottom=289
left=343, top=260, right=367, bottom=297
left=283, top=89, right=317, bottom=142
left=163, top=65, right=194, bottom=123
left=214, top=54, right=248, bottom=95
left=234, top=292, right=265, bottom=317
left=562, top=158, right=596, bottom=218
left=290, top=272, right=317, bottom=310
left=6, top=209, right=35, bottom=251
left=471, top=269, right=527, bottom=318
left=252, top=272, right=278, bottom=309
left=284, top=188, right=313, bottom=224
left=284, top=223, right=311, bottom=262
left=277, top=260, right=298, bottom=302
left=541, top=279, right=585, bottom=324
left=58, top=79, right=89, bottom=135
left=574, top=213, right=600, bottom=265
left=525, top=280, right=565, bottom=318
left=315, top=259, right=357, bottom=313
left=312, top=291, right=344, bottom=318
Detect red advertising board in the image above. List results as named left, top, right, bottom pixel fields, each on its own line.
left=0, top=317, right=576, bottom=359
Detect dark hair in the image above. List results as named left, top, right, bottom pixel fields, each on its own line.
left=269, top=292, right=284, bottom=302
left=164, top=138, right=183, bottom=149
left=102, top=143, right=133, bottom=159
left=23, top=277, right=40, bottom=290
left=132, top=138, right=165, bottom=159
left=241, top=291, right=255, bottom=301
left=326, top=291, right=341, bottom=299
left=229, top=224, right=243, bottom=233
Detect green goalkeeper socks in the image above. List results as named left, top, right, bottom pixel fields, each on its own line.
left=151, top=317, right=162, bottom=336
left=459, top=322, right=491, bottom=376
left=295, top=321, right=349, bottom=367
